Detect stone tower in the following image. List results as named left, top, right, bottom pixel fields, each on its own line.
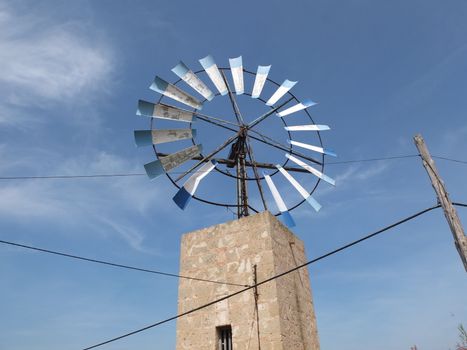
left=175, top=211, right=320, bottom=350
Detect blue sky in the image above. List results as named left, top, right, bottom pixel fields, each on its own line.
left=0, top=0, right=466, bottom=349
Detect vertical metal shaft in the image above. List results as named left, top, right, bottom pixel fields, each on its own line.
left=237, top=134, right=249, bottom=218
left=253, top=264, right=261, bottom=350
left=220, top=68, right=250, bottom=219
left=245, top=137, right=268, bottom=211
left=236, top=152, right=242, bottom=218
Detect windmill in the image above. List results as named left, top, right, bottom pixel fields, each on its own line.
left=134, top=55, right=336, bottom=227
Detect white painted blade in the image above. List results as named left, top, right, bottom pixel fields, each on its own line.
left=288, top=140, right=337, bottom=157
left=264, top=174, right=287, bottom=212
left=184, top=160, right=216, bottom=195
left=229, top=56, right=244, bottom=95
left=251, top=65, right=270, bottom=99
left=277, top=99, right=317, bottom=117
left=276, top=165, right=321, bottom=212
left=134, top=129, right=195, bottom=147
left=152, top=129, right=195, bottom=145
left=172, top=61, right=214, bottom=101
left=264, top=173, right=295, bottom=227
left=266, top=79, right=297, bottom=106
left=150, top=76, right=202, bottom=110
left=284, top=124, right=330, bottom=131
left=137, top=101, right=195, bottom=122
left=199, top=55, right=227, bottom=95
left=143, top=144, right=202, bottom=180
left=173, top=160, right=217, bottom=210
left=161, top=145, right=203, bottom=172
left=285, top=154, right=335, bottom=186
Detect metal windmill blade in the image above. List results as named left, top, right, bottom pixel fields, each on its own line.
left=276, top=165, right=322, bottom=212
left=173, top=160, right=217, bottom=210
left=284, top=124, right=330, bottom=131
left=199, top=55, right=228, bottom=95
left=266, top=79, right=297, bottom=106
left=144, top=145, right=203, bottom=180
left=263, top=172, right=296, bottom=227
left=287, top=140, right=337, bottom=157
left=134, top=129, right=195, bottom=147
left=251, top=65, right=271, bottom=99
left=286, top=153, right=336, bottom=186
left=276, top=100, right=317, bottom=117
left=150, top=76, right=203, bottom=110
left=229, top=56, right=244, bottom=95
left=172, top=61, right=215, bottom=101
left=137, top=100, right=196, bottom=122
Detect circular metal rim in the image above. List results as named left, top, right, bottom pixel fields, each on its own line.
left=149, top=66, right=326, bottom=214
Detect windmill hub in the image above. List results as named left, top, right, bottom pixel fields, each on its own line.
left=227, top=131, right=247, bottom=168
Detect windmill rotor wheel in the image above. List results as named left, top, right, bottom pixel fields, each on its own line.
left=135, top=56, right=336, bottom=226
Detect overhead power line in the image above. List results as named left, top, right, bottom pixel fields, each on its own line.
left=0, top=174, right=146, bottom=180
left=82, top=203, right=454, bottom=350
left=326, top=154, right=419, bottom=165
left=0, top=154, right=466, bottom=181
left=0, top=239, right=248, bottom=288
left=0, top=154, right=420, bottom=180
left=432, top=155, right=467, bottom=165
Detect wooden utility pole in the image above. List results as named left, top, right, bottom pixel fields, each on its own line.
left=414, top=134, right=467, bottom=272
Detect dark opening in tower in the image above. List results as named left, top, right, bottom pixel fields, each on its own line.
left=217, top=325, right=232, bottom=350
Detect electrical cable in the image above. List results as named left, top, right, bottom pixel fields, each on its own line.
left=81, top=204, right=445, bottom=350
left=0, top=174, right=146, bottom=180
left=0, top=153, right=453, bottom=181
left=432, top=155, right=467, bottom=165
left=1, top=155, right=467, bottom=181
left=0, top=239, right=249, bottom=288
left=326, top=154, right=419, bottom=165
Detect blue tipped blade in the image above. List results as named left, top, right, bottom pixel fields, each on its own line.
left=302, top=99, right=318, bottom=108
left=173, top=187, right=191, bottom=210
left=137, top=100, right=155, bottom=117
left=150, top=76, right=169, bottom=93
left=282, top=79, right=297, bottom=88
left=306, top=196, right=322, bottom=212
left=257, top=65, right=271, bottom=74
left=229, top=56, right=242, bottom=68
left=324, top=148, right=337, bottom=157
left=134, top=130, right=153, bottom=147
left=321, top=174, right=336, bottom=186
left=199, top=55, right=216, bottom=68
left=143, top=160, right=164, bottom=180
left=172, top=61, right=190, bottom=78
left=281, top=211, right=296, bottom=228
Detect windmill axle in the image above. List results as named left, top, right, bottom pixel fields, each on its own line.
left=156, top=153, right=310, bottom=174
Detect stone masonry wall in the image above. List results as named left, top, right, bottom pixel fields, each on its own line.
left=175, top=211, right=319, bottom=350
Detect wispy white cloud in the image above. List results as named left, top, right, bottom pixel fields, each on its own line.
left=0, top=3, right=114, bottom=125
left=354, top=161, right=388, bottom=181
left=289, top=160, right=393, bottom=222
left=97, top=216, right=158, bottom=255
left=316, top=161, right=388, bottom=199
left=0, top=146, right=169, bottom=254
